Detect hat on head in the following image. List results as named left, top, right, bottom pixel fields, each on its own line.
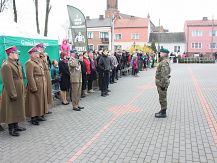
left=5, top=46, right=20, bottom=55
left=35, top=43, right=46, bottom=49
left=160, top=48, right=169, bottom=54
left=28, top=47, right=39, bottom=55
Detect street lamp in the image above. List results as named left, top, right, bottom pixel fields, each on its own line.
left=111, top=14, right=115, bottom=52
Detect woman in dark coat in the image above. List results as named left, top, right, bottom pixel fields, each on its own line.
left=59, top=52, right=70, bottom=105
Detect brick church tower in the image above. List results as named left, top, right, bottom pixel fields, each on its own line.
left=105, top=0, right=120, bottom=18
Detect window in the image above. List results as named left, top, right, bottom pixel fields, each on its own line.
left=88, top=45, right=94, bottom=51
left=87, top=32, right=93, bottom=39
left=131, top=33, right=140, bottom=40
left=192, top=31, right=203, bottom=36
left=115, top=45, right=122, bottom=50
left=115, top=34, right=122, bottom=40
left=98, top=45, right=108, bottom=50
left=99, top=32, right=109, bottom=38
left=174, top=46, right=180, bottom=52
left=192, top=43, right=202, bottom=49
left=210, top=43, right=217, bottom=49
left=209, top=30, right=217, bottom=36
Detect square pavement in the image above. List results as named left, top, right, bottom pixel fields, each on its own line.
left=1, top=64, right=217, bottom=163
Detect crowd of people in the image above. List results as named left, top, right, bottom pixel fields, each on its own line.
left=0, top=39, right=157, bottom=137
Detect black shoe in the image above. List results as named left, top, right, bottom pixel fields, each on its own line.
left=62, top=102, right=69, bottom=105
left=46, top=111, right=52, bottom=114
left=155, top=110, right=167, bottom=118
left=101, top=93, right=106, bottom=97
left=8, top=124, right=20, bottom=136
left=0, top=125, right=4, bottom=131
left=14, top=124, right=26, bottom=132
left=37, top=116, right=47, bottom=121
left=107, top=90, right=111, bottom=92
left=78, top=106, right=84, bottom=109
left=31, top=120, right=40, bottom=125
left=73, top=107, right=81, bottom=111
left=113, top=81, right=117, bottom=83
left=9, top=130, right=20, bottom=136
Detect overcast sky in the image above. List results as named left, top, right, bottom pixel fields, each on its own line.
left=1, top=0, right=216, bottom=40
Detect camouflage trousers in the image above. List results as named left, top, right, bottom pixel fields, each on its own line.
left=157, top=86, right=167, bottom=110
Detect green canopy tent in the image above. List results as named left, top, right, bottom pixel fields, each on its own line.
left=0, top=35, right=60, bottom=94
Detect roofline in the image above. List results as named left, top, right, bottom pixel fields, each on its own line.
left=115, top=26, right=148, bottom=29
left=186, top=24, right=217, bottom=27
left=87, top=26, right=112, bottom=28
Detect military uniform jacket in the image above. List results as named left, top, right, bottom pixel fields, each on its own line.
left=0, top=58, right=25, bottom=124
left=25, top=58, right=48, bottom=117
left=155, top=58, right=171, bottom=88
left=39, top=55, right=52, bottom=105
left=69, top=58, right=82, bottom=83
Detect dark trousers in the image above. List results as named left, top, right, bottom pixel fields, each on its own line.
left=82, top=74, right=87, bottom=90
left=110, top=68, right=116, bottom=83
left=98, top=73, right=103, bottom=90
left=115, top=68, right=119, bottom=80
left=87, top=74, right=93, bottom=91
left=101, top=71, right=109, bottom=93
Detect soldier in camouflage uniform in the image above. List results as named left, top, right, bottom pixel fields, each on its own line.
left=155, top=48, right=171, bottom=118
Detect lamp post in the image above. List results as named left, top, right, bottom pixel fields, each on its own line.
left=111, top=14, right=115, bottom=52
left=211, top=15, right=214, bottom=57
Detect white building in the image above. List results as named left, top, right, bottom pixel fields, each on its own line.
left=149, top=32, right=186, bottom=54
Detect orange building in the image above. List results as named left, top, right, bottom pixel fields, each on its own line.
left=114, top=17, right=149, bottom=50
left=105, top=0, right=154, bottom=50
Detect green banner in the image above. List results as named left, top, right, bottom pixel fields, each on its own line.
left=67, top=5, right=88, bottom=52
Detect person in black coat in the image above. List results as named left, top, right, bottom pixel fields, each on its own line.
left=96, top=50, right=103, bottom=90
left=98, top=50, right=112, bottom=97
left=59, top=52, right=70, bottom=105
left=78, top=53, right=87, bottom=98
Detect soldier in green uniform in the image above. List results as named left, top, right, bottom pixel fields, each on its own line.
left=155, top=48, right=171, bottom=118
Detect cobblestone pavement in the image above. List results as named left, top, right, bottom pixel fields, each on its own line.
left=1, top=64, right=217, bottom=163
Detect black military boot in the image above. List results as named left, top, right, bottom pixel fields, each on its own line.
left=155, top=109, right=167, bottom=118
left=31, top=117, right=40, bottom=125
left=36, top=116, right=47, bottom=121
left=78, top=106, right=84, bottom=109
left=0, top=125, right=4, bottom=131
left=73, top=107, right=81, bottom=111
left=8, top=123, right=20, bottom=136
left=14, top=123, right=26, bottom=132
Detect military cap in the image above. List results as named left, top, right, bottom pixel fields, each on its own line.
left=5, top=46, right=20, bottom=55
left=28, top=47, right=39, bottom=55
left=35, top=43, right=46, bottom=49
left=160, top=48, right=169, bottom=54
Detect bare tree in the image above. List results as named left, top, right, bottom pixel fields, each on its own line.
left=44, top=0, right=52, bottom=36
left=34, top=0, right=40, bottom=34
left=0, top=0, right=9, bottom=13
left=12, top=0, right=17, bottom=22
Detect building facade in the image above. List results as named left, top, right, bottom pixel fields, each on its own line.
left=86, top=16, right=112, bottom=51
left=149, top=32, right=186, bottom=54
left=184, top=17, right=217, bottom=56
left=114, top=18, right=149, bottom=50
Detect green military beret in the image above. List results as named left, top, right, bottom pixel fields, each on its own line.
left=160, top=48, right=169, bottom=54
